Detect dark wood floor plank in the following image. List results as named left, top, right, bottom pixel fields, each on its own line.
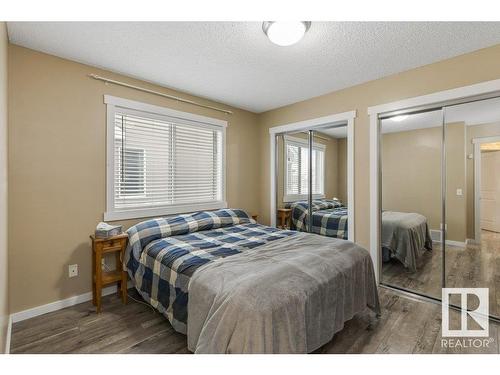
left=10, top=285, right=500, bottom=354
left=321, top=291, right=401, bottom=354
left=122, top=329, right=188, bottom=354
left=382, top=231, right=500, bottom=318
left=372, top=297, right=431, bottom=353
left=412, top=304, right=442, bottom=354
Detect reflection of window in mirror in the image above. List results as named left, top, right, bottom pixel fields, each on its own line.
left=283, top=135, right=325, bottom=202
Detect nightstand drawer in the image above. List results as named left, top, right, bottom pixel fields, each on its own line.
left=101, top=240, right=125, bottom=252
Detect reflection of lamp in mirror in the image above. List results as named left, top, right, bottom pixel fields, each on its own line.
left=391, top=115, right=408, bottom=122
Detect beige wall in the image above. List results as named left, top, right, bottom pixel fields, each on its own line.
left=0, top=23, right=8, bottom=353
left=381, top=126, right=442, bottom=235
left=382, top=123, right=466, bottom=242
left=324, top=137, right=340, bottom=201
left=445, top=123, right=467, bottom=242
left=381, top=120, right=500, bottom=243
left=8, top=45, right=261, bottom=313
left=337, top=138, right=348, bottom=204
left=258, top=44, right=500, bottom=249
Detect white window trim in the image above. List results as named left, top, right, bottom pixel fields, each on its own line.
left=283, top=135, right=326, bottom=202
left=104, top=95, right=227, bottom=222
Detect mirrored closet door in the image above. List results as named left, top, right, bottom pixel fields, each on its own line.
left=276, top=129, right=312, bottom=231
left=444, top=97, right=500, bottom=319
left=380, top=109, right=444, bottom=300
left=380, top=96, right=500, bottom=320
left=275, top=122, right=350, bottom=240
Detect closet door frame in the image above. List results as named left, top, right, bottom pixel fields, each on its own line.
left=269, top=110, right=356, bottom=241
left=368, top=78, right=500, bottom=284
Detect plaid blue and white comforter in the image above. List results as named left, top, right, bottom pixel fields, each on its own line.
left=125, top=209, right=297, bottom=334
left=286, top=199, right=348, bottom=240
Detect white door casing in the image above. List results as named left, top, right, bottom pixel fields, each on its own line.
left=473, top=136, right=500, bottom=242
left=480, top=150, right=500, bottom=232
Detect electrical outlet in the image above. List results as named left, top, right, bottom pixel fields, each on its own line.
left=68, top=264, right=78, bottom=278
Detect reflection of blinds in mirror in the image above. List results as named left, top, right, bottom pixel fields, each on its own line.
left=285, top=135, right=325, bottom=197
left=286, top=144, right=300, bottom=194
left=314, top=149, right=324, bottom=194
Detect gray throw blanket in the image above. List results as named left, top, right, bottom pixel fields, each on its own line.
left=381, top=211, right=432, bottom=272
left=187, top=233, right=379, bottom=354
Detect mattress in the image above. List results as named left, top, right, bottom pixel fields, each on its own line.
left=125, top=208, right=297, bottom=333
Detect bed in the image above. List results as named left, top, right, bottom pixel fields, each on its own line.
left=125, top=208, right=379, bottom=353
left=286, top=200, right=432, bottom=272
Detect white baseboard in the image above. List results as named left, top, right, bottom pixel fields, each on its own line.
left=11, top=282, right=133, bottom=323
left=432, top=239, right=466, bottom=248
left=4, top=315, right=12, bottom=354
left=429, top=229, right=441, bottom=242
left=444, top=240, right=466, bottom=248
left=466, top=238, right=479, bottom=246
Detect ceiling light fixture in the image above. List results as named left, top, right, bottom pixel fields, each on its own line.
left=262, top=21, right=311, bottom=46
left=392, top=115, right=409, bottom=122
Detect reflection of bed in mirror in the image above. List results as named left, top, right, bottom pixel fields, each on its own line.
left=285, top=199, right=432, bottom=272
left=286, top=199, right=348, bottom=239
left=381, top=211, right=432, bottom=272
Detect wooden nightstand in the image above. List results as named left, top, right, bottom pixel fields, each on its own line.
left=277, top=208, right=292, bottom=229
left=90, top=233, right=128, bottom=313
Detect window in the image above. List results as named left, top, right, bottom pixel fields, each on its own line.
left=105, top=96, right=226, bottom=221
left=117, top=147, right=145, bottom=197
left=284, top=135, right=325, bottom=202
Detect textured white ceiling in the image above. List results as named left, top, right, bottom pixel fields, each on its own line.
left=7, top=22, right=500, bottom=113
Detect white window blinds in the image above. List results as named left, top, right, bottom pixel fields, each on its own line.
left=284, top=136, right=325, bottom=201
left=105, top=96, right=226, bottom=221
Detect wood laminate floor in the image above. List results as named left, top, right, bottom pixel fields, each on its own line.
left=10, top=287, right=500, bottom=354
left=382, top=230, right=500, bottom=318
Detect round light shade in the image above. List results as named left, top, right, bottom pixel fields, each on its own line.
left=262, top=21, right=311, bottom=46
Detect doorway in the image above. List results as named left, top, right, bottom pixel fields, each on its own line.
left=474, top=136, right=500, bottom=241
